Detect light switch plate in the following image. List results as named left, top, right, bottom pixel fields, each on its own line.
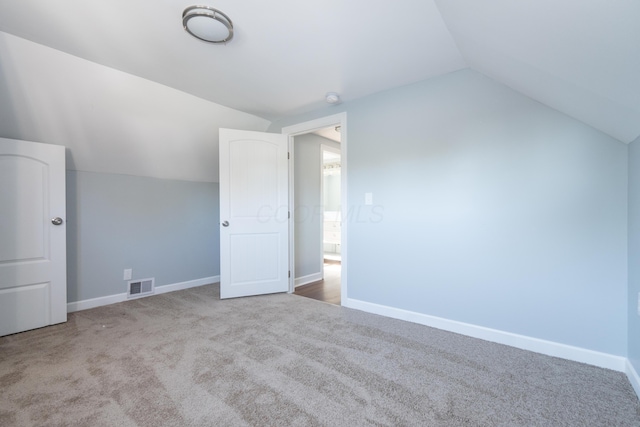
left=365, top=192, right=373, bottom=205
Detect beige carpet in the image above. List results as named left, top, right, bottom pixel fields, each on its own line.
left=1, top=284, right=639, bottom=426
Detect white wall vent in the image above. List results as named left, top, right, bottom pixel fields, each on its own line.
left=127, top=278, right=155, bottom=299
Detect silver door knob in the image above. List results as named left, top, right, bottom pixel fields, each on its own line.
left=222, top=221, right=229, bottom=227
left=51, top=217, right=63, bottom=226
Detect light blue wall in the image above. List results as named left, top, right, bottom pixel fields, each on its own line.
left=66, top=171, right=219, bottom=302
left=629, top=136, right=640, bottom=368
left=293, top=133, right=340, bottom=278
left=271, top=69, right=628, bottom=355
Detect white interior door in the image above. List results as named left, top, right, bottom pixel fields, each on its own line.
left=219, top=129, right=289, bottom=299
left=0, top=138, right=67, bottom=336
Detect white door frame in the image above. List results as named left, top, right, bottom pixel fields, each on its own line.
left=282, top=112, right=347, bottom=303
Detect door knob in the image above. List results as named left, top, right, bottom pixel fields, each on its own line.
left=51, top=217, right=63, bottom=226
left=222, top=221, right=229, bottom=227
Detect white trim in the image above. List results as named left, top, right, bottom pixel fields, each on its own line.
left=67, top=293, right=126, bottom=313
left=343, top=297, right=627, bottom=372
left=154, top=276, right=219, bottom=295
left=626, top=360, right=640, bottom=398
left=67, top=276, right=219, bottom=313
left=287, top=137, right=296, bottom=292
left=319, top=144, right=325, bottom=280
left=295, top=272, right=323, bottom=288
left=282, top=113, right=347, bottom=136
left=282, top=112, right=348, bottom=306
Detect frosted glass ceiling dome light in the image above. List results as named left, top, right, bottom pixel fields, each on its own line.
left=325, top=92, right=341, bottom=104
left=183, top=5, right=233, bottom=44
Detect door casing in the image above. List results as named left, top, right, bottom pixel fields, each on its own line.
left=282, top=112, right=347, bottom=303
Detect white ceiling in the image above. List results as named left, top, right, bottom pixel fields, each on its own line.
left=0, top=0, right=464, bottom=120
left=313, top=126, right=341, bottom=143
left=0, top=0, right=638, bottom=143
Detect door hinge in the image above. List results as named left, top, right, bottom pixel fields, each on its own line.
left=288, top=211, right=290, bottom=219
left=287, top=152, right=290, bottom=159
left=288, top=270, right=291, bottom=278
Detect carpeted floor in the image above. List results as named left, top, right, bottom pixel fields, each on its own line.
left=1, top=284, right=639, bottom=426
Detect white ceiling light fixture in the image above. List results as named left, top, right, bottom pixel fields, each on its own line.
left=183, top=5, right=234, bottom=44
left=325, top=92, right=341, bottom=104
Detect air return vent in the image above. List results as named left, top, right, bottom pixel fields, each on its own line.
left=127, top=278, right=155, bottom=299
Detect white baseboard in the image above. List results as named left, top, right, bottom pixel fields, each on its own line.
left=626, top=359, right=640, bottom=398
left=343, top=297, right=627, bottom=372
left=67, top=275, right=219, bottom=313
left=295, top=272, right=323, bottom=288
left=154, top=276, right=220, bottom=295
left=67, top=293, right=127, bottom=313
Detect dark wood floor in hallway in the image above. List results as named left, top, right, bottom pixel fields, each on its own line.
left=293, top=260, right=341, bottom=305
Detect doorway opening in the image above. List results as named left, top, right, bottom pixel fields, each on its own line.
left=283, top=113, right=346, bottom=306
left=322, top=144, right=341, bottom=263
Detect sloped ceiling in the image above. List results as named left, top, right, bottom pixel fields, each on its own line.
left=0, top=0, right=465, bottom=120
left=435, top=0, right=640, bottom=143
left=0, top=0, right=638, bottom=143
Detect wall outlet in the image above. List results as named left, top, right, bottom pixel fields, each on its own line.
left=124, top=268, right=132, bottom=281
left=365, top=192, right=373, bottom=205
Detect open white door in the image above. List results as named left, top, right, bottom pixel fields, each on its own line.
left=219, top=129, right=289, bottom=299
left=0, top=138, right=67, bottom=336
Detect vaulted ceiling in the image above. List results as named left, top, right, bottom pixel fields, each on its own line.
left=0, top=0, right=638, bottom=143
